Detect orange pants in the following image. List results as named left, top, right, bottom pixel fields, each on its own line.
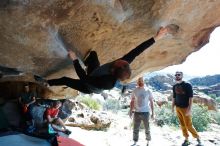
left=176, top=107, right=199, bottom=139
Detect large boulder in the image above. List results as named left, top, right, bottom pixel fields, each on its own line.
left=1, top=0, right=220, bottom=97
left=66, top=110, right=111, bottom=130
left=64, top=99, right=111, bottom=130
left=193, top=91, right=217, bottom=111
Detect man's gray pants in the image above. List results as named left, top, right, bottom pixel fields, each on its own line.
left=133, top=112, right=151, bottom=142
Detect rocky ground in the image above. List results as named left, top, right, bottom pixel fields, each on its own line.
left=66, top=110, right=220, bottom=146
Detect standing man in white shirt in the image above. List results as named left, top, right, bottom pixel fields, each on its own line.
left=130, top=77, right=154, bottom=146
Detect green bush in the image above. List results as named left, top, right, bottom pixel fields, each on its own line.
left=103, top=98, right=120, bottom=113
left=216, top=97, right=220, bottom=103
left=76, top=96, right=101, bottom=110
left=210, top=111, right=220, bottom=125
left=155, top=104, right=179, bottom=127
left=208, top=94, right=217, bottom=99
left=155, top=103, right=211, bottom=132
left=192, top=105, right=210, bottom=132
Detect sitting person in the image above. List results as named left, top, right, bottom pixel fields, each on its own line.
left=43, top=101, right=71, bottom=135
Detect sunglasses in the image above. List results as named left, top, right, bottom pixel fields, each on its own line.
left=175, top=74, right=181, bottom=76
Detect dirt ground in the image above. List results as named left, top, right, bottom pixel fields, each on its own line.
left=67, top=111, right=220, bottom=146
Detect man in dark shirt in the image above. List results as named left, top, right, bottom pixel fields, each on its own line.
left=19, top=84, right=36, bottom=131
left=172, top=71, right=202, bottom=146
left=47, top=27, right=169, bottom=94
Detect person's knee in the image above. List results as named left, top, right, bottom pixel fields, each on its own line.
left=53, top=118, right=62, bottom=124
left=181, top=125, right=187, bottom=130
left=57, top=118, right=63, bottom=123
left=51, top=123, right=56, bottom=127
left=185, top=119, right=193, bottom=127
left=185, top=124, right=194, bottom=129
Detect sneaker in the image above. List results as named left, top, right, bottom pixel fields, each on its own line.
left=196, top=139, right=203, bottom=146
left=182, top=140, right=190, bottom=146
left=64, top=129, right=72, bottom=135
left=146, top=134, right=151, bottom=141
left=131, top=141, right=137, bottom=146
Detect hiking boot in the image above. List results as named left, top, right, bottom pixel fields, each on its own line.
left=146, top=141, right=149, bottom=146
left=146, top=134, right=151, bottom=141
left=196, top=139, right=203, bottom=146
left=182, top=140, right=190, bottom=146
left=131, top=141, right=137, bottom=146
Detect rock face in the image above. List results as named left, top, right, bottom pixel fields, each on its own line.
left=193, top=91, right=218, bottom=111
left=66, top=111, right=112, bottom=130
left=1, top=0, right=220, bottom=97
left=65, top=100, right=112, bottom=130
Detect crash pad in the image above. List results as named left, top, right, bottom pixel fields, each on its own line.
left=57, top=136, right=84, bottom=146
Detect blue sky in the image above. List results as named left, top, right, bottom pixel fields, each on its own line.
left=159, top=27, right=220, bottom=77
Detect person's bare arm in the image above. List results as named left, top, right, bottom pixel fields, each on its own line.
left=54, top=110, right=59, bottom=118
left=172, top=98, right=175, bottom=113
left=172, top=86, right=176, bottom=113
left=186, top=98, right=193, bottom=116
left=120, top=27, right=169, bottom=64
left=68, top=50, right=77, bottom=61
left=149, top=96, right=154, bottom=119
left=46, top=115, right=53, bottom=123
left=26, top=96, right=36, bottom=107
left=186, top=83, right=193, bottom=116
left=154, top=27, right=169, bottom=41
left=129, top=94, right=135, bottom=118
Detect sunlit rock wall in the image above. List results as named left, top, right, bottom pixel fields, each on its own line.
left=1, top=0, right=220, bottom=97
